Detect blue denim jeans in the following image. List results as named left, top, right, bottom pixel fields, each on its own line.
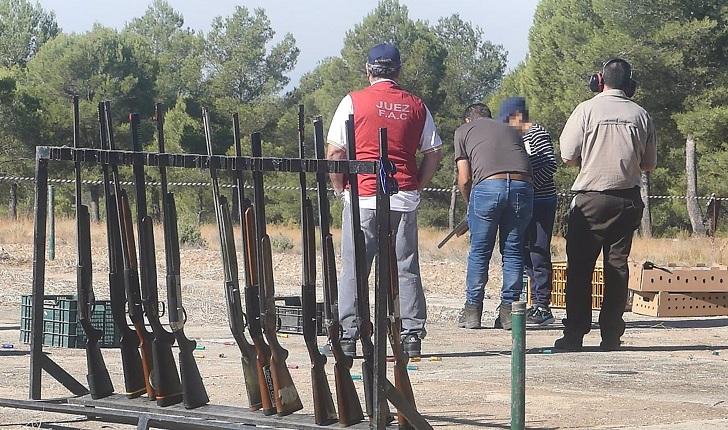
left=466, top=179, right=533, bottom=305
left=523, top=196, right=558, bottom=306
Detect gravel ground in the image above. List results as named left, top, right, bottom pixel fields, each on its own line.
left=1, top=237, right=727, bottom=429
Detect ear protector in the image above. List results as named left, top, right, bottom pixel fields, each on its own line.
left=589, top=58, right=637, bottom=97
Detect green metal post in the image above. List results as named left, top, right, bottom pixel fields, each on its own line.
left=511, top=301, right=526, bottom=430
left=47, top=185, right=55, bottom=261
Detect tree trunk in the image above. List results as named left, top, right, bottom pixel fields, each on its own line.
left=448, top=166, right=457, bottom=230
left=8, top=183, right=17, bottom=220
left=685, top=135, right=706, bottom=236
left=639, top=172, right=652, bottom=237
left=89, top=185, right=101, bottom=223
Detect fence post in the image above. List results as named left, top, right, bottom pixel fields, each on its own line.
left=511, top=301, right=526, bottom=430
left=9, top=182, right=18, bottom=220
left=47, top=185, right=55, bottom=261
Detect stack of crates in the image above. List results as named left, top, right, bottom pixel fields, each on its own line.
left=20, top=295, right=120, bottom=348
left=525, top=261, right=605, bottom=310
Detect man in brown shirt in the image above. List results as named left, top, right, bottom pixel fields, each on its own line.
left=555, top=58, right=657, bottom=351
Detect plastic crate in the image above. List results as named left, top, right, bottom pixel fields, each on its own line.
left=275, top=296, right=325, bottom=336
left=525, top=262, right=604, bottom=310
left=20, top=295, right=120, bottom=348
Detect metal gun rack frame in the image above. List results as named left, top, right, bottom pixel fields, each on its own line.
left=2, top=145, right=429, bottom=429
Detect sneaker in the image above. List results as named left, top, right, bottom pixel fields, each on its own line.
left=400, top=334, right=421, bottom=358
left=494, top=303, right=512, bottom=330
left=457, top=302, right=483, bottom=329
left=553, top=335, right=583, bottom=352
left=340, top=338, right=357, bottom=357
left=526, top=305, right=555, bottom=326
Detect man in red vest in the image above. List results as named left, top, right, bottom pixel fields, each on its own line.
left=326, top=43, right=443, bottom=358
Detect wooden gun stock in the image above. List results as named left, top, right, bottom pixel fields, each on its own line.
left=260, top=235, right=304, bottom=416
left=119, top=192, right=156, bottom=400
left=302, top=201, right=337, bottom=426
left=388, top=238, right=417, bottom=429
left=242, top=207, right=276, bottom=416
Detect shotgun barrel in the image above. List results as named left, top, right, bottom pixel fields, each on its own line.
left=298, top=106, right=337, bottom=426
left=98, top=101, right=145, bottom=399
left=313, top=116, right=364, bottom=426
left=74, top=96, right=114, bottom=400
left=251, top=132, right=304, bottom=416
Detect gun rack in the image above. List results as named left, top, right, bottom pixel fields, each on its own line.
left=13, top=145, right=429, bottom=429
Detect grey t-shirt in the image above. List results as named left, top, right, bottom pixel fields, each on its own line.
left=454, top=117, right=532, bottom=185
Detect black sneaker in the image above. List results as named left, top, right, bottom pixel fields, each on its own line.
left=527, top=305, right=555, bottom=326
left=340, top=338, right=357, bottom=357
left=400, top=334, right=421, bottom=358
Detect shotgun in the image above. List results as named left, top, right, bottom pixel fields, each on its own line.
left=345, top=115, right=392, bottom=421
left=73, top=96, right=114, bottom=400
left=233, top=116, right=276, bottom=416
left=163, top=193, right=210, bottom=409
left=118, top=189, right=156, bottom=400
left=132, top=107, right=183, bottom=407
left=202, top=109, right=262, bottom=411
left=251, top=132, right=304, bottom=416
left=436, top=218, right=468, bottom=249
left=313, top=117, right=363, bottom=426
left=156, top=104, right=209, bottom=410
left=298, top=106, right=337, bottom=426
left=98, top=101, right=145, bottom=399
left=110, top=112, right=154, bottom=401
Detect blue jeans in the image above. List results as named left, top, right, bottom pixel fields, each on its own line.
left=466, top=179, right=533, bottom=305
left=523, top=196, right=558, bottom=306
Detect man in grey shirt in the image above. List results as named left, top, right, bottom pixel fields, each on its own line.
left=555, top=58, right=657, bottom=351
left=455, top=103, right=533, bottom=330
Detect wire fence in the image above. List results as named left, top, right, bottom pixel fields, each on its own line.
left=1, top=175, right=727, bottom=201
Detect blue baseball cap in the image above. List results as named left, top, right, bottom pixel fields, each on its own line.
left=498, top=96, right=528, bottom=122
left=367, top=43, right=401, bottom=69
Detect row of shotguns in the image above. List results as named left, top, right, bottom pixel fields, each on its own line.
left=72, top=98, right=420, bottom=428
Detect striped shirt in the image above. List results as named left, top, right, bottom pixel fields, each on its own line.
left=523, top=123, right=557, bottom=199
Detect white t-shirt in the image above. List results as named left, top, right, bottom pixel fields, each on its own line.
left=326, top=80, right=442, bottom=212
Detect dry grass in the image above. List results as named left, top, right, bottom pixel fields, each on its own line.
left=1, top=218, right=726, bottom=266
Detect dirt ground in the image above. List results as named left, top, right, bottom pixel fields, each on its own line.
left=0, top=225, right=727, bottom=429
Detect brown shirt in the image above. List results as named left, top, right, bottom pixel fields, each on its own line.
left=560, top=89, right=657, bottom=191
left=454, top=117, right=531, bottom=185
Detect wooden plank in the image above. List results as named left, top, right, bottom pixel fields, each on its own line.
left=69, top=395, right=373, bottom=429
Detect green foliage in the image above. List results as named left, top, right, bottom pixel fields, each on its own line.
left=179, top=223, right=207, bottom=248
left=270, top=234, right=293, bottom=251
left=491, top=0, right=728, bottom=235
left=0, top=0, right=59, bottom=67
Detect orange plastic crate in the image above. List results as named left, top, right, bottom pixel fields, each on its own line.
left=526, top=262, right=604, bottom=310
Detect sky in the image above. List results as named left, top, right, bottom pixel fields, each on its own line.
left=36, top=0, right=539, bottom=87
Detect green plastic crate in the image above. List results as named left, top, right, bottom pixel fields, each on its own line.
left=20, top=295, right=120, bottom=348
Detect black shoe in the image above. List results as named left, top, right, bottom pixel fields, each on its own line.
left=401, top=334, right=421, bottom=358
left=553, top=336, right=583, bottom=352
left=599, top=338, right=622, bottom=351
left=527, top=305, right=555, bottom=326
left=494, top=303, right=512, bottom=330
left=340, top=338, right=357, bottom=357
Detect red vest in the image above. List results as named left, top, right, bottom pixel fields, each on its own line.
left=349, top=81, right=426, bottom=196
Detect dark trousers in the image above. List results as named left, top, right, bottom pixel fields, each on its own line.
left=524, top=196, right=557, bottom=307
left=564, top=188, right=643, bottom=341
